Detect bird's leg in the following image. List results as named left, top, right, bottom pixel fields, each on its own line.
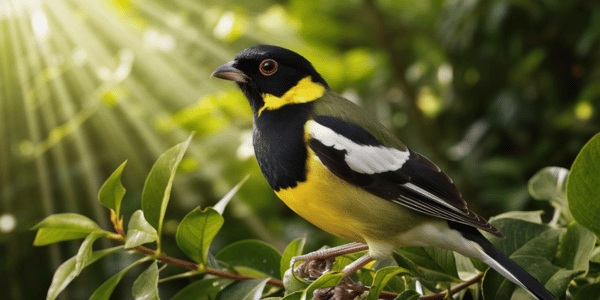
left=291, top=242, right=373, bottom=298
left=341, top=253, right=373, bottom=276
left=313, top=280, right=367, bottom=300
left=312, top=253, right=373, bottom=299
left=290, top=242, right=368, bottom=280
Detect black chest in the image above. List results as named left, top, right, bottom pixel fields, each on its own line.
left=252, top=104, right=313, bottom=191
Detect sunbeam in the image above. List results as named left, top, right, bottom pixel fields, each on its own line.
left=0, top=0, right=261, bottom=298
left=0, top=0, right=330, bottom=297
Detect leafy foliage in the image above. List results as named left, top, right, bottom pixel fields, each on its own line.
left=176, top=207, right=224, bottom=265
left=32, top=214, right=104, bottom=246
left=32, top=133, right=600, bottom=299
left=4, top=0, right=599, bottom=299
left=567, top=133, right=600, bottom=236
left=141, top=134, right=193, bottom=245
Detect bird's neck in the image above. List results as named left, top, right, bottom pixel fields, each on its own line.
left=252, top=103, right=314, bottom=191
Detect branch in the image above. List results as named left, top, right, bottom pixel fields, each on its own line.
left=132, top=244, right=285, bottom=288
left=377, top=273, right=483, bottom=300
left=108, top=215, right=284, bottom=288
left=420, top=273, right=483, bottom=300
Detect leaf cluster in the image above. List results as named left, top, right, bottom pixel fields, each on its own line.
left=33, top=134, right=600, bottom=299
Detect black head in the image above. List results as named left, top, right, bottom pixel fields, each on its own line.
left=212, top=45, right=328, bottom=113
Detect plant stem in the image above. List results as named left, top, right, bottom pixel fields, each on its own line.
left=421, top=273, right=483, bottom=300
left=376, top=273, right=483, bottom=300
left=106, top=216, right=286, bottom=289
left=126, top=242, right=285, bottom=288
left=108, top=214, right=480, bottom=296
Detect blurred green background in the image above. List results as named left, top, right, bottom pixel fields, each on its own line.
left=1, top=0, right=598, bottom=298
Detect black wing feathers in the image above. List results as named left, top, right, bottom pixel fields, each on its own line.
left=308, top=117, right=503, bottom=237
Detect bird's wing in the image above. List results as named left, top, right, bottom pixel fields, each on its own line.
left=306, top=115, right=502, bottom=237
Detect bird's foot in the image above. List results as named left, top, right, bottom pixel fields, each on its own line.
left=293, top=256, right=335, bottom=281
left=290, top=242, right=369, bottom=281
left=313, top=278, right=367, bottom=300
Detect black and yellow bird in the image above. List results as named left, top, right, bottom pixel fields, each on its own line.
left=212, top=45, right=555, bottom=300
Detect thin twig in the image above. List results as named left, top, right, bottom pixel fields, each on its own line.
left=107, top=215, right=285, bottom=289
left=130, top=244, right=285, bottom=288
left=420, top=273, right=484, bottom=300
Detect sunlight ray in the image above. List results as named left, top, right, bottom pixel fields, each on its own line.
left=19, top=19, right=80, bottom=215
left=131, top=0, right=233, bottom=84
left=6, top=0, right=62, bottom=270
left=36, top=20, right=109, bottom=229
left=0, top=24, right=9, bottom=205
left=74, top=0, right=199, bottom=109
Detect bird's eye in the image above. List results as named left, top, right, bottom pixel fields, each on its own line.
left=259, top=59, right=278, bottom=76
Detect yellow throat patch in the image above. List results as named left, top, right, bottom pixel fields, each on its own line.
left=258, top=76, right=325, bottom=116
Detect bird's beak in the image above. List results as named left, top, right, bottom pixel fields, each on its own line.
left=211, top=61, right=249, bottom=83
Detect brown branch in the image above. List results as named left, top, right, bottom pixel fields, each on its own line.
left=376, top=272, right=483, bottom=300
left=131, top=244, right=285, bottom=288
left=110, top=231, right=483, bottom=297
left=420, top=273, right=484, bottom=300
left=108, top=212, right=480, bottom=296
left=105, top=230, right=285, bottom=289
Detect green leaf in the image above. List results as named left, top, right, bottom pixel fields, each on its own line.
left=281, top=291, right=303, bottom=300
left=216, top=278, right=270, bottom=300
left=392, top=252, right=424, bottom=278
left=528, top=166, right=568, bottom=205
left=125, top=210, right=158, bottom=249
left=176, top=207, right=224, bottom=265
left=33, top=213, right=101, bottom=246
left=132, top=261, right=159, bottom=300
left=98, top=160, right=127, bottom=216
left=371, top=258, right=406, bottom=294
left=216, top=239, right=282, bottom=279
left=395, top=246, right=459, bottom=282
left=170, top=278, right=225, bottom=300
left=490, top=210, right=544, bottom=224
left=282, top=268, right=309, bottom=295
left=567, top=132, right=600, bottom=236
left=75, top=232, right=109, bottom=274
left=482, top=217, right=577, bottom=299
left=366, top=266, right=410, bottom=300
left=301, top=272, right=344, bottom=300
left=213, top=174, right=249, bottom=215
left=486, top=218, right=558, bottom=258
left=142, top=134, right=193, bottom=243
left=484, top=256, right=581, bottom=299
left=47, top=246, right=122, bottom=300
left=544, top=268, right=584, bottom=298
left=280, top=237, right=306, bottom=279
left=555, top=222, right=596, bottom=273
left=89, top=258, right=141, bottom=300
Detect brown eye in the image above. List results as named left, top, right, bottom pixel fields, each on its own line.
left=259, top=59, right=278, bottom=76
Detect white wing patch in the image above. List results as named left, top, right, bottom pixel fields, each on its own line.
left=306, top=120, right=410, bottom=174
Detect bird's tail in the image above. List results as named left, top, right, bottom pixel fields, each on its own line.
left=473, top=236, right=556, bottom=300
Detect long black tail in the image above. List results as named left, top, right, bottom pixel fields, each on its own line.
left=471, top=234, right=556, bottom=300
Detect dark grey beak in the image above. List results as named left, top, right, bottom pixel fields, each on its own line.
left=211, top=61, right=249, bottom=83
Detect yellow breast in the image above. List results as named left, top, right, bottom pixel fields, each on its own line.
left=275, top=148, right=427, bottom=246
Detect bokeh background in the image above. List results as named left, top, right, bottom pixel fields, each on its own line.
left=1, top=0, right=599, bottom=298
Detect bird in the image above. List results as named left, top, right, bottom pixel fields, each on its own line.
left=212, top=45, right=556, bottom=300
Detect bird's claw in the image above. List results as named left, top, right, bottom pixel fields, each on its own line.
left=291, top=256, right=335, bottom=281
left=313, top=278, right=367, bottom=300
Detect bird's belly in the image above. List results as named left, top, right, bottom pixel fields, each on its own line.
left=275, top=150, right=428, bottom=247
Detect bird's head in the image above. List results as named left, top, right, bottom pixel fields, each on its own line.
left=212, top=45, right=329, bottom=115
